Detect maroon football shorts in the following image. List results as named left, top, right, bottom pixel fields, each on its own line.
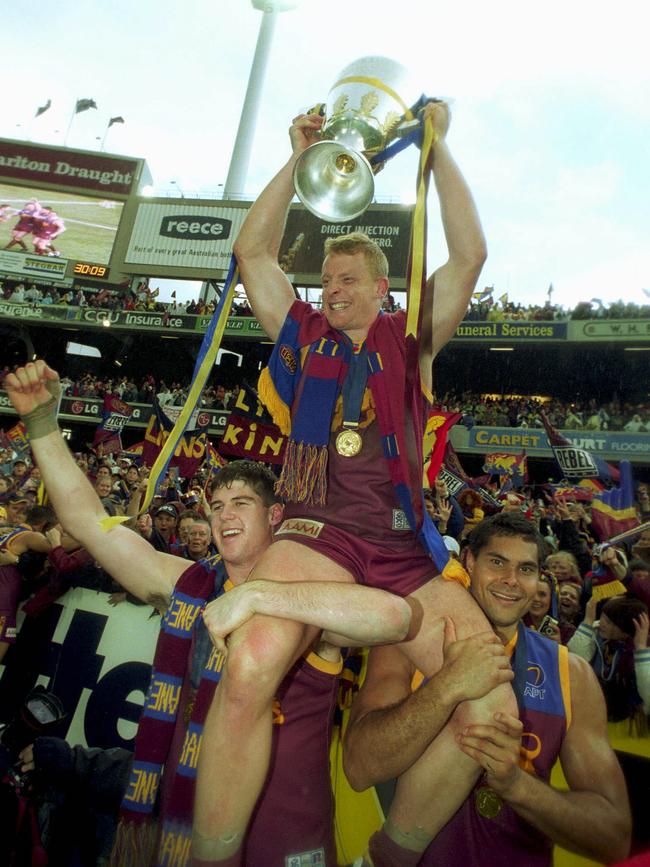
left=273, top=518, right=435, bottom=597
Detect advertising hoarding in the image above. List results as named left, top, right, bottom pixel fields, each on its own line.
left=0, top=138, right=145, bottom=198
left=121, top=201, right=249, bottom=274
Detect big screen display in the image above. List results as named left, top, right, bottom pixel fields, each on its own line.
left=0, top=180, right=124, bottom=266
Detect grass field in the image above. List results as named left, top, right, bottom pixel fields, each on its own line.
left=0, top=181, right=124, bottom=264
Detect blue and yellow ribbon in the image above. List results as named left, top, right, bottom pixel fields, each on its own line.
left=140, top=256, right=239, bottom=514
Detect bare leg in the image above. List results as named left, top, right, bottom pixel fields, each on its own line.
left=383, top=578, right=518, bottom=849
left=192, top=541, right=355, bottom=862
left=0, top=641, right=9, bottom=664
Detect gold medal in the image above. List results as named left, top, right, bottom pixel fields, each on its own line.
left=475, top=785, right=503, bottom=819
left=335, top=428, right=363, bottom=457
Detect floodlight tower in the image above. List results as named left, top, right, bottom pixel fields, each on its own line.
left=223, top=1, right=300, bottom=198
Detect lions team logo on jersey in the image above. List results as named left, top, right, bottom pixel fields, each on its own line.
left=524, top=662, right=546, bottom=700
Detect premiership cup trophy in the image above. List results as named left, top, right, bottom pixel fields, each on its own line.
left=293, top=56, right=417, bottom=222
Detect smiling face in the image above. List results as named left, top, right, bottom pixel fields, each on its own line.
left=545, top=553, right=578, bottom=583
left=466, top=533, right=541, bottom=641
left=209, top=479, right=280, bottom=574
left=320, top=252, right=387, bottom=341
left=529, top=580, right=552, bottom=622
left=558, top=583, right=581, bottom=620
left=95, top=478, right=113, bottom=498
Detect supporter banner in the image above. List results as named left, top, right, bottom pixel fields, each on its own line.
left=278, top=204, right=414, bottom=286
left=218, top=383, right=285, bottom=466
left=569, top=320, right=650, bottom=341
left=0, top=249, right=69, bottom=280
left=437, top=465, right=467, bottom=498
left=0, top=587, right=158, bottom=749
left=0, top=138, right=143, bottom=197
left=121, top=200, right=249, bottom=273
left=454, top=321, right=567, bottom=341
left=93, top=394, right=134, bottom=456
left=141, top=398, right=207, bottom=478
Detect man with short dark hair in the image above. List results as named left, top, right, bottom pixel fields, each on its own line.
left=2, top=367, right=412, bottom=866
left=344, top=513, right=631, bottom=866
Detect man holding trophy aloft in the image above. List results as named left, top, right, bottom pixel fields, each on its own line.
left=194, top=58, right=504, bottom=866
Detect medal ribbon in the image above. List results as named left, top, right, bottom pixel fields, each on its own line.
left=340, top=341, right=369, bottom=432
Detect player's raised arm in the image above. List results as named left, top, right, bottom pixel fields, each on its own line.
left=4, top=361, right=187, bottom=608
left=419, top=102, right=487, bottom=389
left=233, top=113, right=323, bottom=341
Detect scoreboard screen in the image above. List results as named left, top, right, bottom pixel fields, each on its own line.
left=0, top=180, right=125, bottom=269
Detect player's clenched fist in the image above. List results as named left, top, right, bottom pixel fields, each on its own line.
left=5, top=360, right=60, bottom=418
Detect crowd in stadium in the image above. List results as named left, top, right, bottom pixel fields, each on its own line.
left=3, top=367, right=649, bottom=431
left=3, top=277, right=650, bottom=322
left=3, top=101, right=650, bottom=867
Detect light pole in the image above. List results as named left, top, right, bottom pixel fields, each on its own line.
left=223, top=0, right=300, bottom=198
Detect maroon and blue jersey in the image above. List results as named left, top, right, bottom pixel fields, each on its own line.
left=420, top=629, right=571, bottom=867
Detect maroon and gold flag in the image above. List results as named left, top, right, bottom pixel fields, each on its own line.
left=424, top=410, right=461, bottom=486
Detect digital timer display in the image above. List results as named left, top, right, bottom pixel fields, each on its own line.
left=73, top=262, right=109, bottom=278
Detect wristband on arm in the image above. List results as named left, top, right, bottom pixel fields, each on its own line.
left=22, top=394, right=59, bottom=440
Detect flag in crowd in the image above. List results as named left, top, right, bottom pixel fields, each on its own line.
left=218, top=383, right=285, bottom=466
left=545, top=481, right=604, bottom=502
left=108, top=116, right=125, bottom=127
left=482, top=451, right=528, bottom=486
left=472, top=286, right=493, bottom=302
left=6, top=421, right=30, bottom=455
left=540, top=412, right=618, bottom=482
left=75, top=98, right=98, bottom=113
left=35, top=99, right=52, bottom=118
left=93, top=394, right=134, bottom=457
left=196, top=433, right=227, bottom=472
left=591, top=460, right=639, bottom=542
left=423, top=410, right=461, bottom=485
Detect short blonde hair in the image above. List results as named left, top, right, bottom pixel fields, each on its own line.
left=545, top=551, right=581, bottom=581
left=323, top=232, right=388, bottom=281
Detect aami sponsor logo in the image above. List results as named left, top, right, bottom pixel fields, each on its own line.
left=159, top=215, right=232, bottom=240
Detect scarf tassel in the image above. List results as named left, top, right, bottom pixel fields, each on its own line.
left=276, top=439, right=328, bottom=506
left=110, top=818, right=158, bottom=867
left=258, top=366, right=291, bottom=436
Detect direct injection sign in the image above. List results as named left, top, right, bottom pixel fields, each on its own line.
left=124, top=202, right=249, bottom=271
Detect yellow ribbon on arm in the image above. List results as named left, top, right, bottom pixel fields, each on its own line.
left=405, top=116, right=436, bottom=340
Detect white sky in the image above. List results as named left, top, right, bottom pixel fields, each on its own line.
left=1, top=0, right=649, bottom=307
